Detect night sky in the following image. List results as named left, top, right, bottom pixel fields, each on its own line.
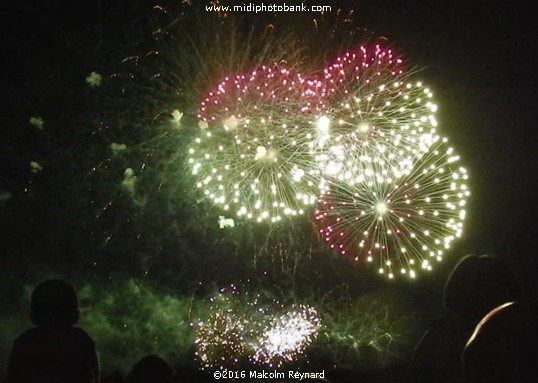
left=1, top=0, right=537, bottom=379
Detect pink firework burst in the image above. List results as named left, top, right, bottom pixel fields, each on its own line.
left=314, top=44, right=438, bottom=180
left=198, top=65, right=324, bottom=128
left=189, top=66, right=326, bottom=223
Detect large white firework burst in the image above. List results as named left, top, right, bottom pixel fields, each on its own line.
left=194, top=285, right=322, bottom=369
left=251, top=305, right=321, bottom=367
left=314, top=44, right=438, bottom=180
left=314, top=136, right=470, bottom=279
left=188, top=65, right=325, bottom=223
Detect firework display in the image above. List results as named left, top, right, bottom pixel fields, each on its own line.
left=194, top=285, right=321, bottom=369
left=315, top=136, right=469, bottom=279
left=252, top=306, right=320, bottom=367
left=315, top=45, right=438, bottom=180
left=167, top=40, right=469, bottom=279
left=89, top=2, right=473, bottom=372
left=189, top=65, right=325, bottom=223
left=97, top=23, right=470, bottom=281
left=2, top=0, right=483, bottom=379
left=194, top=285, right=264, bottom=369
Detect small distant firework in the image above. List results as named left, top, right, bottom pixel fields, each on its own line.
left=218, top=215, right=235, bottom=229
left=315, top=45, right=438, bottom=179
left=315, top=136, right=469, bottom=279
left=195, top=286, right=321, bottom=369
left=110, top=143, right=127, bottom=155
left=252, top=305, right=320, bottom=367
left=29, top=116, right=44, bottom=130
left=30, top=161, right=43, bottom=173
left=194, top=285, right=265, bottom=369
left=189, top=65, right=325, bottom=223
left=86, top=71, right=102, bottom=87
left=195, top=308, right=248, bottom=369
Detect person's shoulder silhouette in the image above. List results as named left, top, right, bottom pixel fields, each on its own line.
left=7, top=279, right=100, bottom=383
left=127, top=354, right=173, bottom=383
left=463, top=301, right=535, bottom=383
left=406, top=254, right=521, bottom=383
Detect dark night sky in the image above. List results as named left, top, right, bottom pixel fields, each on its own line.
left=1, top=0, right=537, bottom=294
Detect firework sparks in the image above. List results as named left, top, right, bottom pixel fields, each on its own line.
left=252, top=306, right=320, bottom=367
left=189, top=65, right=325, bottom=223
left=195, top=285, right=321, bottom=369
left=194, top=285, right=264, bottom=369
left=315, top=136, right=470, bottom=279
left=315, top=45, right=438, bottom=180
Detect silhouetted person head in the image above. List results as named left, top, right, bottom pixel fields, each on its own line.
left=30, top=279, right=80, bottom=326
left=444, top=254, right=521, bottom=322
left=8, top=279, right=99, bottom=383
left=127, top=355, right=173, bottom=383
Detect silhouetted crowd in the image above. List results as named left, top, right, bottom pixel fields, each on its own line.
left=6, top=255, right=536, bottom=382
